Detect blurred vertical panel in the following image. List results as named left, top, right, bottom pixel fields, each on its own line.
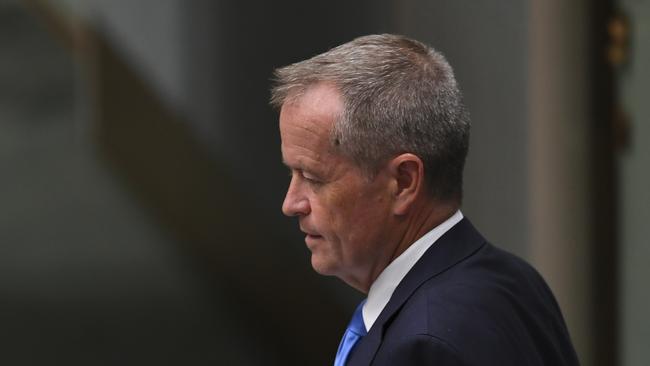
left=590, top=2, right=619, bottom=366
left=529, top=0, right=595, bottom=363
left=616, top=1, right=650, bottom=365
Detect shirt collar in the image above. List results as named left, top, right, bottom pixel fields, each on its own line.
left=361, top=210, right=464, bottom=331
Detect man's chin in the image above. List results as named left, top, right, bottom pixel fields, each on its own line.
left=310, top=256, right=338, bottom=276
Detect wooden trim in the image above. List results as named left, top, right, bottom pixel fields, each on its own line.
left=590, top=1, right=619, bottom=365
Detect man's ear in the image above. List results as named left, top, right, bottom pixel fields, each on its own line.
left=388, top=153, right=425, bottom=215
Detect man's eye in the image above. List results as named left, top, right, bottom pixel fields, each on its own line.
left=301, top=172, right=322, bottom=185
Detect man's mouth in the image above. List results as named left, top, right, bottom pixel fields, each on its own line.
left=300, top=226, right=319, bottom=236
left=302, top=230, right=324, bottom=245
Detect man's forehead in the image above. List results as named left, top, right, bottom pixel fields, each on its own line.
left=279, top=86, right=341, bottom=143
left=280, top=128, right=330, bottom=165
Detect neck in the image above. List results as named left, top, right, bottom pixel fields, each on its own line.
left=352, top=199, right=459, bottom=293
left=390, top=200, right=458, bottom=263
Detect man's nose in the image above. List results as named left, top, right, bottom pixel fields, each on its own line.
left=282, top=178, right=310, bottom=217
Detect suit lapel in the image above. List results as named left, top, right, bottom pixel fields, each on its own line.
left=347, top=218, right=486, bottom=366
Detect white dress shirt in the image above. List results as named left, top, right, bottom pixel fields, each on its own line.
left=362, top=210, right=464, bottom=331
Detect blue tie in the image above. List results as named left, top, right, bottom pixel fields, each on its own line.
left=334, top=300, right=367, bottom=366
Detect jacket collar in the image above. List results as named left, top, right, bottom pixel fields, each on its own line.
left=347, top=218, right=486, bottom=365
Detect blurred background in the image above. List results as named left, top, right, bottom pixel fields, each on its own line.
left=0, top=0, right=647, bottom=365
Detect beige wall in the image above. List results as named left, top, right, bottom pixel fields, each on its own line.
left=529, top=1, right=594, bottom=365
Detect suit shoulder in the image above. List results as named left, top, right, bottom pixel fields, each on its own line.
left=382, top=243, right=579, bottom=365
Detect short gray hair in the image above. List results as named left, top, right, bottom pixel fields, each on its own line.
left=270, top=34, right=470, bottom=202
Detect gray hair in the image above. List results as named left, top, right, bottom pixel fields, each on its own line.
left=270, top=34, right=470, bottom=202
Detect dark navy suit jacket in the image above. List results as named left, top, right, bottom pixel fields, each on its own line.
left=346, top=218, right=580, bottom=366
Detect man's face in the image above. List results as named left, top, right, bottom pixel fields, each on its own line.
left=280, top=83, right=395, bottom=290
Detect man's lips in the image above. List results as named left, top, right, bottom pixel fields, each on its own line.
left=300, top=225, right=320, bottom=236
left=300, top=227, right=323, bottom=242
left=302, top=231, right=323, bottom=238
left=303, top=233, right=323, bottom=248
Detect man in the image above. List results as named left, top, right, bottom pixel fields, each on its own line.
left=271, top=34, right=579, bottom=366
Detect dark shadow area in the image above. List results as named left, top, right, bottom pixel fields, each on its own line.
left=589, top=1, right=619, bottom=366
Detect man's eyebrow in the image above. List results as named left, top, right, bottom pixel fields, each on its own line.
left=282, top=160, right=318, bottom=176
left=281, top=159, right=293, bottom=169
left=282, top=159, right=302, bottom=172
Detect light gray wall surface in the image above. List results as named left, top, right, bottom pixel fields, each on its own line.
left=619, top=1, right=650, bottom=365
